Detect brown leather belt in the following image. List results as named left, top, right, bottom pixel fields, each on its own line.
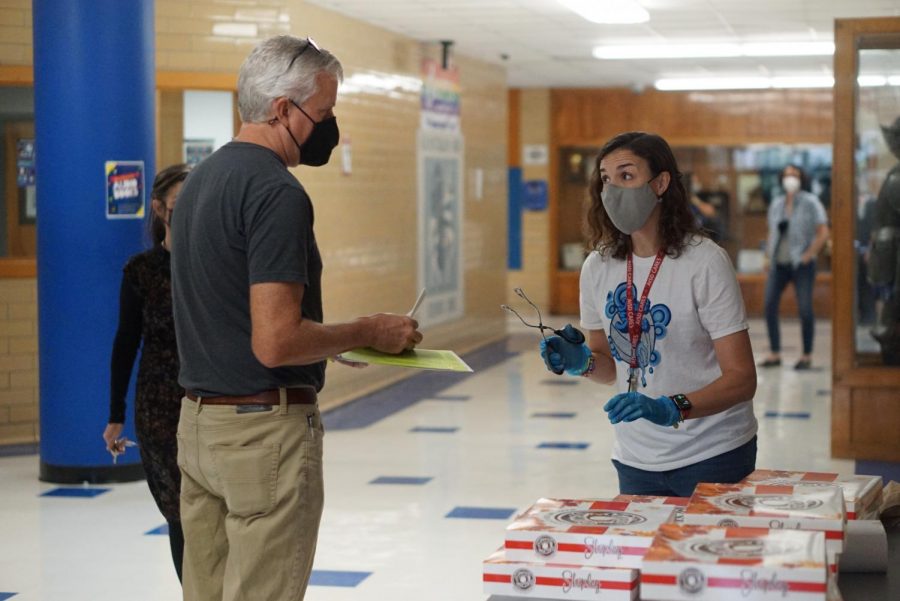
left=186, top=388, right=317, bottom=406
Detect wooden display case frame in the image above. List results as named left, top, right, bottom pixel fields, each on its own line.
left=831, top=17, right=900, bottom=461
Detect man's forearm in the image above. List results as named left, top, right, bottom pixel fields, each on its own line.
left=254, top=317, right=375, bottom=368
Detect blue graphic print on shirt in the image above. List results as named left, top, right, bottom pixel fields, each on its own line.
left=605, top=281, right=671, bottom=387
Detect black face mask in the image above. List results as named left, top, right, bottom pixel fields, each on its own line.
left=286, top=99, right=339, bottom=167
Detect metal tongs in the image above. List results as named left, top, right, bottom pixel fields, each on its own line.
left=501, top=287, right=585, bottom=374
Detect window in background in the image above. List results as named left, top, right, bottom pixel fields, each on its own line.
left=1, top=86, right=36, bottom=258
left=182, top=90, right=234, bottom=166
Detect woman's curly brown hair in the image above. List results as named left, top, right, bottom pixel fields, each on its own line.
left=585, top=131, right=701, bottom=260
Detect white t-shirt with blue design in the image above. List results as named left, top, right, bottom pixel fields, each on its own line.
left=580, top=236, right=757, bottom=471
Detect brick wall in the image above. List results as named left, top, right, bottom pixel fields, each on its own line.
left=0, top=0, right=508, bottom=438
left=0, top=278, right=38, bottom=445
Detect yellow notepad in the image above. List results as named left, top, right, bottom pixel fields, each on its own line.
left=340, top=347, right=473, bottom=373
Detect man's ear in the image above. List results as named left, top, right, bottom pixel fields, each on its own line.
left=271, top=97, right=291, bottom=123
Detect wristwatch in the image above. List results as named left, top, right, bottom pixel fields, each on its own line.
left=669, top=394, right=692, bottom=428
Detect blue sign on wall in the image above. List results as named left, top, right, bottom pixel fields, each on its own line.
left=522, top=179, right=548, bottom=211
left=105, top=160, right=145, bottom=219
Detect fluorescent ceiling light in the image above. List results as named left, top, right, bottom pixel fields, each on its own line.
left=558, top=0, right=649, bottom=25
left=595, top=41, right=834, bottom=60
left=595, top=44, right=740, bottom=59
left=657, top=73, right=900, bottom=90
left=655, top=77, right=770, bottom=91
left=859, top=75, right=900, bottom=87
left=858, top=75, right=887, bottom=87
left=771, top=76, right=834, bottom=88
left=742, top=42, right=835, bottom=57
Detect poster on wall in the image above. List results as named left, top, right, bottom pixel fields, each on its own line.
left=16, top=138, right=36, bottom=187
left=522, top=179, right=548, bottom=211
left=183, top=138, right=215, bottom=166
left=105, top=161, right=145, bottom=219
left=16, top=138, right=37, bottom=225
left=418, top=129, right=464, bottom=326
left=420, top=58, right=460, bottom=133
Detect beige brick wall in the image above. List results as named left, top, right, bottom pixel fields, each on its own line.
left=0, top=278, right=38, bottom=445
left=0, top=1, right=508, bottom=437
left=0, top=0, right=31, bottom=65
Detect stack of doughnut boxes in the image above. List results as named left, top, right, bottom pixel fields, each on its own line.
left=482, top=470, right=882, bottom=600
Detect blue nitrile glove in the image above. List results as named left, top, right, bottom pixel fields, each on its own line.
left=603, top=392, right=680, bottom=426
left=540, top=328, right=591, bottom=376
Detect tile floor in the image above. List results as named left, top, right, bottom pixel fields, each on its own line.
left=0, top=318, right=855, bottom=600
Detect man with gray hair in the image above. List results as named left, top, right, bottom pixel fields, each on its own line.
left=171, top=35, right=422, bottom=600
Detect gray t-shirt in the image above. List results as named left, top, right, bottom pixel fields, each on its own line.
left=765, top=191, right=827, bottom=267
left=170, top=141, right=324, bottom=396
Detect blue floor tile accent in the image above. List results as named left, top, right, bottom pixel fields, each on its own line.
left=430, top=394, right=471, bottom=401
left=409, top=426, right=458, bottom=433
left=764, top=411, right=811, bottom=419
left=145, top=524, right=169, bottom=535
left=0, top=443, right=38, bottom=457
left=537, top=442, right=590, bottom=450
left=369, top=476, right=432, bottom=485
left=309, top=570, right=372, bottom=588
left=322, top=339, right=517, bottom=430
left=531, top=412, right=576, bottom=418
left=41, top=487, right=110, bottom=498
left=855, top=459, right=900, bottom=483
left=0, top=594, right=18, bottom=600
left=446, top=506, right=517, bottom=520
left=540, top=380, right=579, bottom=386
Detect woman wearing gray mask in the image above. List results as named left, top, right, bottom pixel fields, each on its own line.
left=540, top=131, right=758, bottom=497
left=758, top=164, right=830, bottom=370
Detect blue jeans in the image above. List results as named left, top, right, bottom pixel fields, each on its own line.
left=612, top=436, right=757, bottom=497
left=764, top=262, right=816, bottom=355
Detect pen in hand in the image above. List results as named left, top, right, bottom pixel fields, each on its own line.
left=408, top=288, right=426, bottom=319
left=334, top=288, right=426, bottom=364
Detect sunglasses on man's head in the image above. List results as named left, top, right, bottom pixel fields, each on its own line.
left=286, top=37, right=321, bottom=72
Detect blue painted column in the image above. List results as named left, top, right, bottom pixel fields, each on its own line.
left=507, top=167, right=523, bottom=270
left=33, top=0, right=155, bottom=482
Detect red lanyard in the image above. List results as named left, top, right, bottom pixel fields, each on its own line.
left=626, top=250, right=666, bottom=369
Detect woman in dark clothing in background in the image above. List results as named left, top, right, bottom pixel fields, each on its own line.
left=101, top=163, right=190, bottom=581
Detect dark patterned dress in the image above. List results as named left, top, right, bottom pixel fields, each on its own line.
left=109, top=245, right=182, bottom=524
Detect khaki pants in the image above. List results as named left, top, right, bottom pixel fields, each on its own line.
left=176, top=392, right=324, bottom=601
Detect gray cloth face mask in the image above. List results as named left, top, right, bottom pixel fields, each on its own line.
left=600, top=178, right=661, bottom=234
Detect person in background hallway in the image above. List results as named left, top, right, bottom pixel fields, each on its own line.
left=102, top=163, right=191, bottom=582
left=759, top=164, right=830, bottom=370
left=170, top=35, right=422, bottom=601
left=689, top=175, right=725, bottom=243
left=539, top=131, right=758, bottom=497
